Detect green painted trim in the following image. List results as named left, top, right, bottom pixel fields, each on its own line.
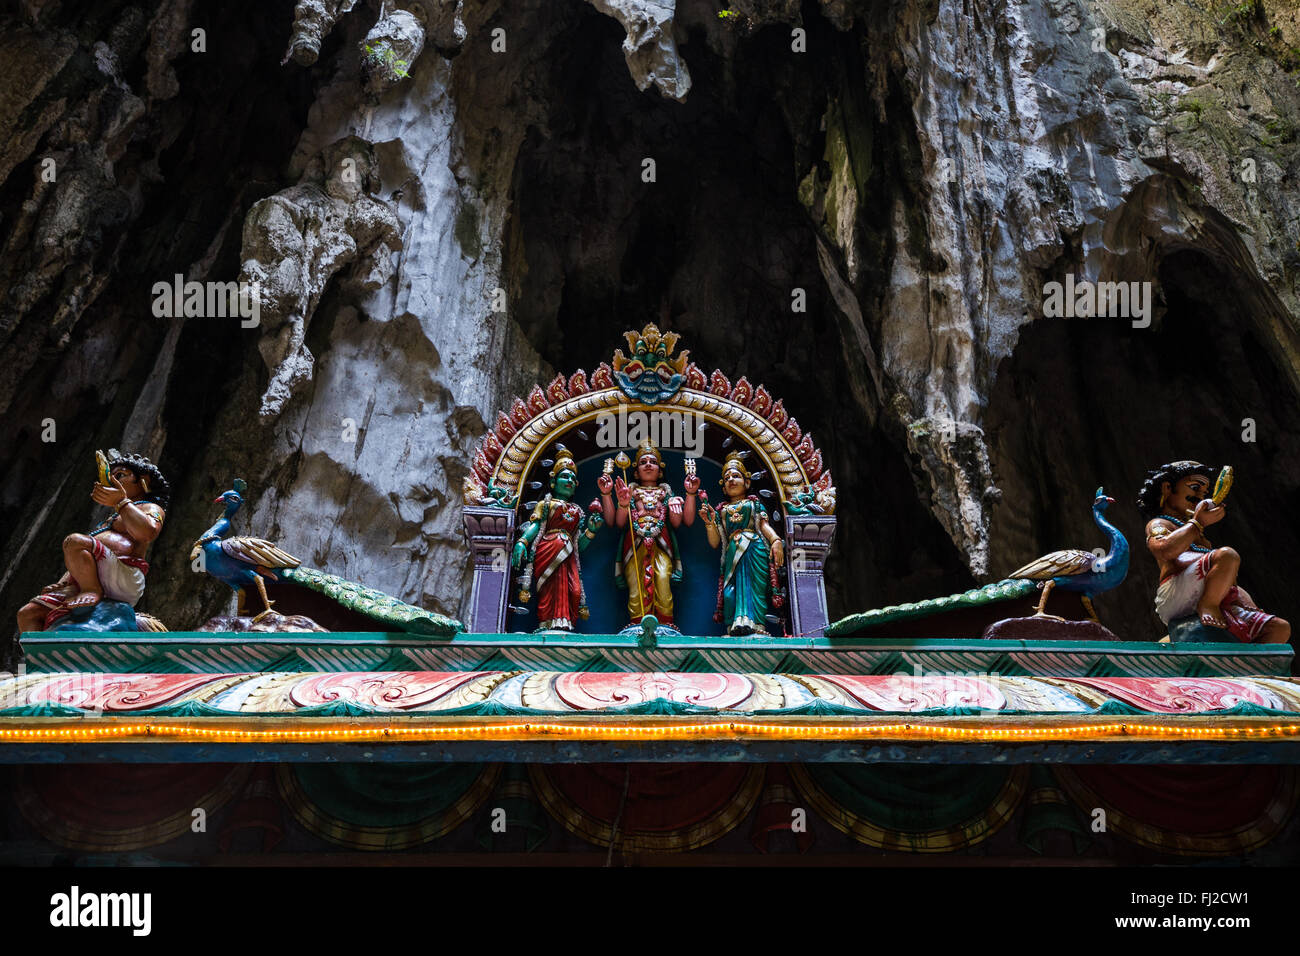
left=20, top=632, right=1289, bottom=655
left=0, top=702, right=86, bottom=718
left=21, top=629, right=1293, bottom=654
left=17, top=630, right=1292, bottom=677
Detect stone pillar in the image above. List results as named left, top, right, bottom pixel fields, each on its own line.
left=783, top=515, right=837, bottom=637
left=463, top=506, right=516, bottom=634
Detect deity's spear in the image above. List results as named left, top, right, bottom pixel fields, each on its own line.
left=613, top=452, right=648, bottom=621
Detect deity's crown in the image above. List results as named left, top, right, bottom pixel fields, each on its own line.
left=720, top=452, right=752, bottom=483
left=633, top=440, right=664, bottom=467
left=549, top=444, right=577, bottom=478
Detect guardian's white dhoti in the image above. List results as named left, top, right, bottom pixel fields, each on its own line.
left=1154, top=553, right=1211, bottom=624
left=88, top=538, right=147, bottom=606
left=1155, top=550, right=1275, bottom=642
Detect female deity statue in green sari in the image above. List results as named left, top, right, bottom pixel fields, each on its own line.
left=701, top=454, right=786, bottom=635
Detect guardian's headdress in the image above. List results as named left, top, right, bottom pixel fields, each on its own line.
left=1136, top=460, right=1215, bottom=519
left=108, top=453, right=171, bottom=510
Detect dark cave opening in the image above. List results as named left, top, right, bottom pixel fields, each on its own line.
left=986, top=249, right=1300, bottom=639
left=499, top=0, right=977, bottom=617
left=504, top=3, right=836, bottom=370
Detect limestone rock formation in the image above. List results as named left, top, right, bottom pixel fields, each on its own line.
left=358, top=7, right=427, bottom=97
left=239, top=135, right=403, bottom=417
left=284, top=0, right=359, bottom=66
left=198, top=611, right=329, bottom=632
left=585, top=0, right=691, bottom=100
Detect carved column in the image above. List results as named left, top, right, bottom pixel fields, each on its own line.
left=463, top=506, right=516, bottom=634
left=783, top=515, right=837, bottom=637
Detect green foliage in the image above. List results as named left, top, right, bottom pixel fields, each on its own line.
left=362, top=41, right=410, bottom=80
left=1262, top=116, right=1296, bottom=147
left=1214, top=0, right=1300, bottom=75
left=1216, top=0, right=1260, bottom=29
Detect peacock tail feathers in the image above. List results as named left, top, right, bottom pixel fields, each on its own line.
left=825, top=579, right=1039, bottom=637
left=279, top=566, right=465, bottom=636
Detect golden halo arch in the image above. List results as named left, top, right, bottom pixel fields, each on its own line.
left=463, top=326, right=835, bottom=514
left=500, top=389, right=806, bottom=502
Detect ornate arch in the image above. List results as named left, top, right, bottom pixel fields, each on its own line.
left=462, top=325, right=836, bottom=513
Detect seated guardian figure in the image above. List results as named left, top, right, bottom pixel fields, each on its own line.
left=1137, top=460, right=1288, bottom=643
left=16, top=452, right=169, bottom=632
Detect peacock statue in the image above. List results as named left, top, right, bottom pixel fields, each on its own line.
left=1008, top=487, right=1129, bottom=620
left=190, top=478, right=301, bottom=620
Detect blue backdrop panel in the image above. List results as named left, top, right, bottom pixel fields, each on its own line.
left=507, top=451, right=727, bottom=636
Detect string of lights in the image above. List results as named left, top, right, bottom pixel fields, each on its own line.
left=0, top=719, right=1298, bottom=743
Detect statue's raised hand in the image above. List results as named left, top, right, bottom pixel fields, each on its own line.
left=597, top=473, right=614, bottom=496
left=683, top=472, right=700, bottom=495
left=1193, top=498, right=1225, bottom=527
left=614, top=477, right=631, bottom=507
left=586, top=504, right=604, bottom=533
left=91, top=476, right=128, bottom=508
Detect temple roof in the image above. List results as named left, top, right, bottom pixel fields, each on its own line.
left=7, top=629, right=1296, bottom=765
left=3, top=666, right=1300, bottom=766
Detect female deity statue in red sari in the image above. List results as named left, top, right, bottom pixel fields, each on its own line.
left=597, top=440, right=699, bottom=629
left=512, top=449, right=604, bottom=631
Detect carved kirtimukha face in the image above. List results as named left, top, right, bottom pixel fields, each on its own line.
left=612, top=324, right=688, bottom=406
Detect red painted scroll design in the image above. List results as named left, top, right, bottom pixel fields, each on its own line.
left=813, top=674, right=1008, bottom=712
left=552, top=672, right=754, bottom=710
left=1066, top=677, right=1283, bottom=713
left=27, top=673, right=234, bottom=711
left=288, top=672, right=489, bottom=710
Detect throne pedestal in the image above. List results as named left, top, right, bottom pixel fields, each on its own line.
left=463, top=506, right=516, bottom=634
left=783, top=515, right=837, bottom=638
